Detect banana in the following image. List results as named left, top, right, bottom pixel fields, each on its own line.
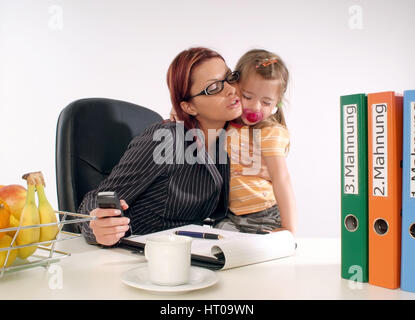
left=36, top=182, right=59, bottom=245
left=16, top=175, right=40, bottom=259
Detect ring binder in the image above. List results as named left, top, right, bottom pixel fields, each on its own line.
left=401, top=90, right=415, bottom=292
left=121, top=224, right=296, bottom=270
left=368, top=91, right=402, bottom=289
left=340, top=94, right=369, bottom=282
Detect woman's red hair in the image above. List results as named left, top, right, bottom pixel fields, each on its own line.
left=166, top=47, right=225, bottom=130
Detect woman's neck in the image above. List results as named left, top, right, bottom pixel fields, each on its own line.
left=232, top=117, right=244, bottom=125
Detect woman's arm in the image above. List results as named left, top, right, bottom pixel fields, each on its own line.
left=78, top=122, right=170, bottom=245
left=263, top=155, right=297, bottom=235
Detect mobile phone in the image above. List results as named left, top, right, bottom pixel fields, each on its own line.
left=97, top=191, right=124, bottom=213
left=97, top=191, right=131, bottom=237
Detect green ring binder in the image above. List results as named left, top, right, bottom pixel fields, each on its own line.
left=340, top=93, right=369, bottom=282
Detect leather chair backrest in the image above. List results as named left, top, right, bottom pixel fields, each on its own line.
left=55, top=98, right=163, bottom=232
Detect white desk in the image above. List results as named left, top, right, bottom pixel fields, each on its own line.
left=1, top=237, right=414, bottom=300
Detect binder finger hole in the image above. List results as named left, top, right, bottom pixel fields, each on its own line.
left=374, top=218, right=389, bottom=236
left=410, top=223, right=415, bottom=239
left=344, top=214, right=358, bottom=232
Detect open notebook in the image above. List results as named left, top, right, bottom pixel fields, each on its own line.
left=120, top=224, right=297, bottom=270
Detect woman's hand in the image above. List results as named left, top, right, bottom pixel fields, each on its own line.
left=89, top=199, right=130, bottom=246
left=169, top=107, right=180, bottom=121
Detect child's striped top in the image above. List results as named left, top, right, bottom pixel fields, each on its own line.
left=226, top=121, right=290, bottom=215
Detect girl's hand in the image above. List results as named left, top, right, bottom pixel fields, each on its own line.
left=264, top=155, right=297, bottom=236
left=89, top=199, right=130, bottom=246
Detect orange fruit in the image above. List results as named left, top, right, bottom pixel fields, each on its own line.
left=0, top=235, right=18, bottom=267
left=0, top=200, right=11, bottom=239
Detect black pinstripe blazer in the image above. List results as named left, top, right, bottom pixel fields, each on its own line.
left=78, top=120, right=230, bottom=244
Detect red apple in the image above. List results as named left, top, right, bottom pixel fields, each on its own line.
left=0, top=185, right=27, bottom=220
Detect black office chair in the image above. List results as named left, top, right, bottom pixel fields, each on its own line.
left=55, top=97, right=163, bottom=233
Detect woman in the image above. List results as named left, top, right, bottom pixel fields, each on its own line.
left=78, top=47, right=242, bottom=247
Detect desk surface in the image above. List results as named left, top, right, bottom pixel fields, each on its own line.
left=1, top=237, right=414, bottom=300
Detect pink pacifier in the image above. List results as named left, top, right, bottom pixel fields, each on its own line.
left=243, top=109, right=263, bottom=123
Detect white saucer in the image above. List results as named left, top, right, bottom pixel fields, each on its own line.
left=121, top=264, right=218, bottom=294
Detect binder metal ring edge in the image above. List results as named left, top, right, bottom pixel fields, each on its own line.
left=373, top=218, right=389, bottom=236
left=409, top=223, right=415, bottom=239
left=344, top=214, right=359, bottom=232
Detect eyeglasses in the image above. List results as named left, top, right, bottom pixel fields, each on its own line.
left=186, top=71, right=240, bottom=100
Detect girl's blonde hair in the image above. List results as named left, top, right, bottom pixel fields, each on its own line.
left=235, top=49, right=289, bottom=130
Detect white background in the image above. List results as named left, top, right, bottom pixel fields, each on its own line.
left=0, top=0, right=414, bottom=237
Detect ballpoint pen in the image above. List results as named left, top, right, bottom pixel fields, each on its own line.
left=174, top=230, right=223, bottom=240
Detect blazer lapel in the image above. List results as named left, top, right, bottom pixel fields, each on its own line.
left=181, top=124, right=228, bottom=197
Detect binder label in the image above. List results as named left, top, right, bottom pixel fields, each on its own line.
left=411, top=102, right=415, bottom=197
left=372, top=103, right=388, bottom=197
left=343, top=104, right=358, bottom=194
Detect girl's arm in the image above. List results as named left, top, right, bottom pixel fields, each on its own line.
left=263, top=155, right=297, bottom=235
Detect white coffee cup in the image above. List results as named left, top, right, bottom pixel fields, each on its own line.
left=144, top=234, right=192, bottom=286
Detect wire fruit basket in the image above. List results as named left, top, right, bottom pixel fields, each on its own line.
left=0, top=210, right=95, bottom=279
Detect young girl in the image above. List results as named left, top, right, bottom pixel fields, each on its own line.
left=214, top=49, right=297, bottom=235
left=169, top=49, right=297, bottom=235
